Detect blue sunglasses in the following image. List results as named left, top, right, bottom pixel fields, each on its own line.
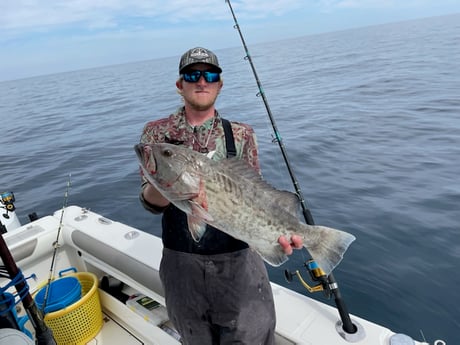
left=182, top=70, right=221, bottom=83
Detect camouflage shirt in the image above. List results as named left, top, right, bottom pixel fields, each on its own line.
left=139, top=106, right=260, bottom=212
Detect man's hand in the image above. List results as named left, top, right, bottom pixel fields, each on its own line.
left=278, top=235, right=303, bottom=255
left=143, top=183, right=170, bottom=207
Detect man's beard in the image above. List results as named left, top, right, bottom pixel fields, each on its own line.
left=186, top=94, right=218, bottom=111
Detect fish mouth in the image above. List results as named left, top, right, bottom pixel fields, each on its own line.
left=134, top=144, right=157, bottom=174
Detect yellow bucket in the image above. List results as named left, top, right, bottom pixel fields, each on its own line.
left=41, top=272, right=103, bottom=344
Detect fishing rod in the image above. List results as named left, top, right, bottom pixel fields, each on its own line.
left=225, top=0, right=357, bottom=335
left=42, top=174, right=71, bottom=313
left=0, top=229, right=56, bottom=344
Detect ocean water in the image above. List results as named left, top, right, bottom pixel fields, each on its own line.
left=1, top=13, right=459, bottom=344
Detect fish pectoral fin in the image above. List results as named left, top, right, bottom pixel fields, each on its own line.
left=256, top=245, right=289, bottom=267
left=187, top=215, right=207, bottom=242
left=188, top=177, right=213, bottom=221
left=189, top=200, right=214, bottom=222
left=172, top=200, right=193, bottom=215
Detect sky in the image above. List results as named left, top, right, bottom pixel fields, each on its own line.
left=1, top=0, right=460, bottom=81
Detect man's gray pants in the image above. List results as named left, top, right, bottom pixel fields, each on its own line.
left=160, top=248, right=276, bottom=345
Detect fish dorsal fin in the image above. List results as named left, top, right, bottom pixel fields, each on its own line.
left=219, top=158, right=260, bottom=179
left=218, top=158, right=301, bottom=217
left=218, top=158, right=278, bottom=191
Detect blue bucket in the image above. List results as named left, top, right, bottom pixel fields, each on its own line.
left=35, top=276, right=81, bottom=314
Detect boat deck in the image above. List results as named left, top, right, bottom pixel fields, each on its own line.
left=96, top=291, right=296, bottom=345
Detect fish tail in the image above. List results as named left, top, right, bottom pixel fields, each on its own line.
left=301, top=225, right=355, bottom=276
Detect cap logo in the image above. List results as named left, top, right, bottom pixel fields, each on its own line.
left=179, top=47, right=221, bottom=73
left=190, top=48, right=210, bottom=60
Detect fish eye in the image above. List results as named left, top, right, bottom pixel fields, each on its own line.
left=163, top=149, right=173, bottom=157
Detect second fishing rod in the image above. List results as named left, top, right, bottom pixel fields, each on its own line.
left=225, top=0, right=357, bottom=335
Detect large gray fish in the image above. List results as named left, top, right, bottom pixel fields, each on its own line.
left=135, top=143, right=355, bottom=275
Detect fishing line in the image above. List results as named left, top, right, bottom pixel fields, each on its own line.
left=42, top=174, right=72, bottom=312
left=225, top=0, right=357, bottom=335
left=225, top=0, right=314, bottom=226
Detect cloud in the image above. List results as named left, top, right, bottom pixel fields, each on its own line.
left=334, top=0, right=460, bottom=9
left=335, top=0, right=398, bottom=8
left=0, top=0, right=304, bottom=34
left=2, top=0, right=459, bottom=36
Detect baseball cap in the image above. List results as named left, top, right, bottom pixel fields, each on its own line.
left=179, top=47, right=222, bottom=74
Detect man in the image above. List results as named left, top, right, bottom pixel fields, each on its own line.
left=139, top=47, right=302, bottom=345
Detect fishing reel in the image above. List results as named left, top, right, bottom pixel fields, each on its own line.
left=1, top=191, right=16, bottom=215
left=284, top=259, right=332, bottom=298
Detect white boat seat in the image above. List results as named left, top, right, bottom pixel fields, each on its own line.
left=70, top=229, right=164, bottom=297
